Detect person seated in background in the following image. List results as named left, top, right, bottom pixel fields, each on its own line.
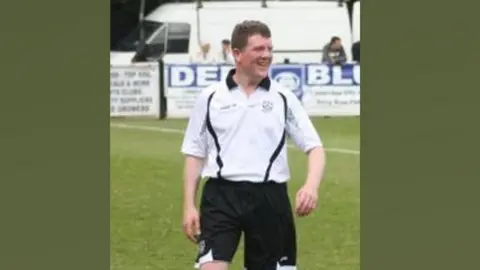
left=321, top=36, right=347, bottom=65
left=352, top=40, right=360, bottom=63
left=216, top=39, right=235, bottom=65
left=190, top=42, right=215, bottom=64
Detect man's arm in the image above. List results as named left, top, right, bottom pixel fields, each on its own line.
left=182, top=154, right=204, bottom=243
left=338, top=46, right=348, bottom=64
left=183, top=155, right=204, bottom=210
left=283, top=90, right=326, bottom=216
left=180, top=89, right=211, bottom=209
left=180, top=89, right=212, bottom=242
left=304, top=146, right=326, bottom=190
left=321, top=48, right=331, bottom=64
left=284, top=91, right=326, bottom=188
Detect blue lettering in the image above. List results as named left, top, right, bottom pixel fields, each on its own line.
left=166, top=64, right=360, bottom=88
left=306, top=64, right=359, bottom=86
left=168, top=64, right=235, bottom=88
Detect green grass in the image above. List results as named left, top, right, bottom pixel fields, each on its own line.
left=110, top=117, right=360, bottom=270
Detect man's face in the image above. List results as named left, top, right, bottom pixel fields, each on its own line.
left=234, top=34, right=273, bottom=80
left=201, top=43, right=210, bottom=53
left=222, top=43, right=230, bottom=51
left=332, top=39, right=342, bottom=49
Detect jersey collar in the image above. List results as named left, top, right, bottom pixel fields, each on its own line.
left=225, top=68, right=271, bottom=91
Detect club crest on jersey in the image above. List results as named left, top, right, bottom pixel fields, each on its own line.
left=262, top=100, right=273, bottom=113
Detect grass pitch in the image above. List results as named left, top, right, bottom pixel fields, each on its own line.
left=110, top=117, right=359, bottom=270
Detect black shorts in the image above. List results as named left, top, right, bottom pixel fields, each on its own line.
left=194, top=178, right=297, bottom=270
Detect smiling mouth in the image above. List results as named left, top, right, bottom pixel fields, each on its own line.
left=257, top=59, right=270, bottom=68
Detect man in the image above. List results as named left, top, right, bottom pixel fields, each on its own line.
left=352, top=40, right=360, bottom=63
left=181, top=20, right=326, bottom=270
left=217, top=39, right=235, bottom=64
left=321, top=36, right=347, bottom=65
left=191, top=42, right=216, bottom=64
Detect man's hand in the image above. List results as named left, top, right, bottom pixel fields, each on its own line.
left=294, top=146, right=325, bottom=217
left=183, top=206, right=201, bottom=243
left=295, top=184, right=318, bottom=217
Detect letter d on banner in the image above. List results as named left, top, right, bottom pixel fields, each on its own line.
left=197, top=66, right=219, bottom=87
left=170, top=66, right=195, bottom=87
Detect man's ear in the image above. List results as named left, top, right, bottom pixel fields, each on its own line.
left=232, top=48, right=241, bottom=61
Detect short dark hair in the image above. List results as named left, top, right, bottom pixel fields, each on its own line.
left=330, top=36, right=341, bottom=44
left=221, top=39, right=231, bottom=45
left=230, top=20, right=271, bottom=50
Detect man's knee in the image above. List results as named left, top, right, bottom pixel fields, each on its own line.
left=199, top=261, right=229, bottom=270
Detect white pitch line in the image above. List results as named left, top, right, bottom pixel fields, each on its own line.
left=110, top=123, right=360, bottom=155
left=112, top=123, right=185, bottom=134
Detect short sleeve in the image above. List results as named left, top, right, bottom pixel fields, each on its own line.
left=283, top=90, right=323, bottom=153
left=180, top=88, right=213, bottom=158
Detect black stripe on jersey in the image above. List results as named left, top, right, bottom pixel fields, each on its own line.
left=205, top=91, right=224, bottom=179
left=263, top=92, right=288, bottom=182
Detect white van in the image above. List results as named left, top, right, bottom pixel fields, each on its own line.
left=111, top=0, right=356, bottom=65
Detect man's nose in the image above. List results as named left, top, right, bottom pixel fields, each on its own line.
left=261, top=50, right=272, bottom=58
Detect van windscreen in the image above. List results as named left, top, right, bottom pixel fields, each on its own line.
left=114, top=20, right=163, bottom=51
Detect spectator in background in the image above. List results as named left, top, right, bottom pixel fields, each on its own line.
left=321, top=36, right=347, bottom=65
left=352, top=40, right=360, bottom=63
left=217, top=39, right=235, bottom=64
left=190, top=42, right=216, bottom=64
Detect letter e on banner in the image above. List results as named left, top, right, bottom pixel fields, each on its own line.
left=219, top=65, right=233, bottom=81
left=197, top=66, right=219, bottom=87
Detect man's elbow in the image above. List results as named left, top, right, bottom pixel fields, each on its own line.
left=184, top=154, right=205, bottom=163
left=181, top=145, right=207, bottom=160
left=307, top=147, right=326, bottom=169
left=184, top=155, right=206, bottom=176
left=306, top=145, right=325, bottom=156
